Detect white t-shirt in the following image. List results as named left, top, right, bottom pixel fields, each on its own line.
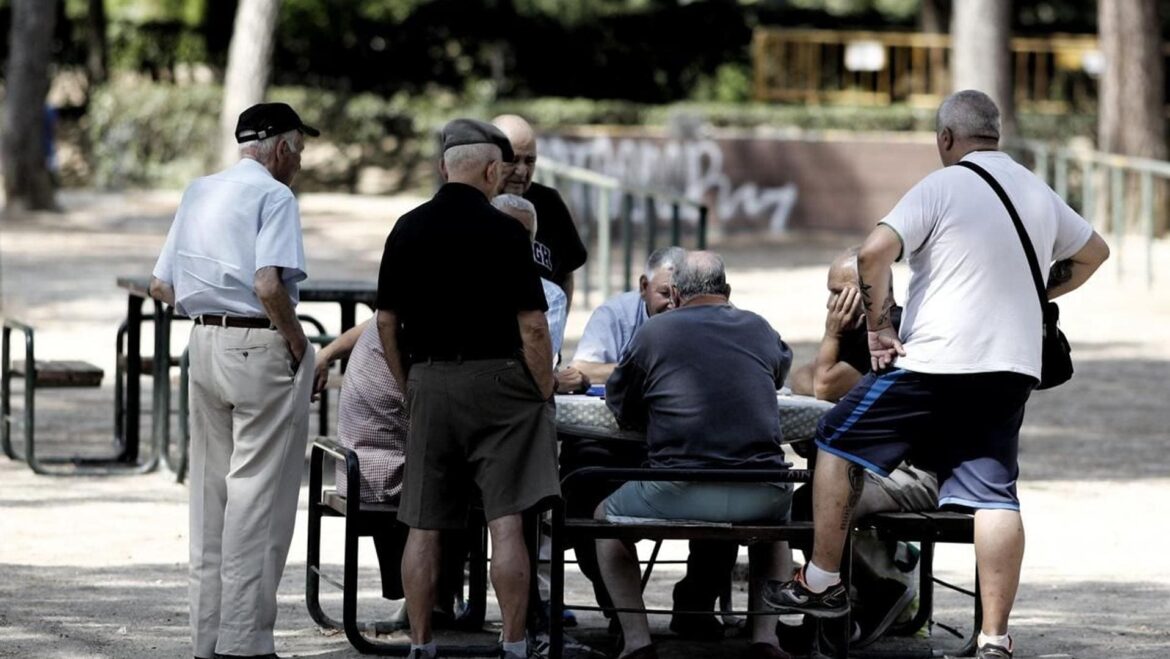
left=880, top=150, right=1093, bottom=378
left=153, top=159, right=307, bottom=317
left=542, top=277, right=567, bottom=363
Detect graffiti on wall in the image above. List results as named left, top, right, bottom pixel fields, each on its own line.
left=542, top=135, right=799, bottom=234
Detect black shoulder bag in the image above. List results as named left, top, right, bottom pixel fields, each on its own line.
left=955, top=160, right=1073, bottom=389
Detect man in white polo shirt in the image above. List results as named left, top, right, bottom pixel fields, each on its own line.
left=763, top=90, right=1110, bottom=659
left=149, top=102, right=319, bottom=659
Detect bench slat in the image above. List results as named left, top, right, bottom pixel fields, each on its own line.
left=321, top=490, right=399, bottom=517
left=12, top=360, right=104, bottom=388
left=860, top=511, right=975, bottom=543
left=562, top=518, right=814, bottom=542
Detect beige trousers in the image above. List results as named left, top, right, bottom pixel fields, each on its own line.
left=187, top=325, right=314, bottom=658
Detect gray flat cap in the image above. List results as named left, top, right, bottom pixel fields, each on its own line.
left=440, top=118, right=514, bottom=162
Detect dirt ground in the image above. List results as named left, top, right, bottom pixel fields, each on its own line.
left=0, top=189, right=1168, bottom=659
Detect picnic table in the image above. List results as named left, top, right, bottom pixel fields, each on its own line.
left=114, top=275, right=377, bottom=471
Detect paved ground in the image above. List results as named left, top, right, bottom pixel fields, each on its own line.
left=1, top=190, right=1168, bottom=658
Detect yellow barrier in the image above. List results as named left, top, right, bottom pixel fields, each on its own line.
left=753, top=28, right=1111, bottom=112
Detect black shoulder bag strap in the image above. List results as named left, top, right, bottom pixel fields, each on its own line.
left=953, top=160, right=1048, bottom=309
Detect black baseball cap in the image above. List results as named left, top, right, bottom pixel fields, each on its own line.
left=235, top=102, right=320, bottom=144
left=440, top=118, right=514, bottom=162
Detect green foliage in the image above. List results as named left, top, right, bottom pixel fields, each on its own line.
left=77, top=79, right=1098, bottom=192
left=691, top=63, right=754, bottom=104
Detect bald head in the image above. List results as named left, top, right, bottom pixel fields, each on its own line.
left=827, top=247, right=860, bottom=294
left=492, top=114, right=538, bottom=194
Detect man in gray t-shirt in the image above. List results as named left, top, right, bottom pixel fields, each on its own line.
left=568, top=246, right=685, bottom=384
left=598, top=251, right=796, bottom=659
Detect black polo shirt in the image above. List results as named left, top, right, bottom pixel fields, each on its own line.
left=377, top=183, right=548, bottom=362
left=524, top=182, right=587, bottom=288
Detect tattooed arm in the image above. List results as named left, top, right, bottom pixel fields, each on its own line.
left=858, top=225, right=906, bottom=371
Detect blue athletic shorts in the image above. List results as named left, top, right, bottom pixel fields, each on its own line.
left=815, top=368, right=1036, bottom=511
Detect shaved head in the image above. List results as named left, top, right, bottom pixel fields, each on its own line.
left=827, top=247, right=860, bottom=294
left=491, top=114, right=538, bottom=194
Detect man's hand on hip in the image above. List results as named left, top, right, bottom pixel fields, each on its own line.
left=867, top=326, right=905, bottom=372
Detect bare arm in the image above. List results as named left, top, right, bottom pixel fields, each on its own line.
left=254, top=266, right=308, bottom=364
left=313, top=318, right=371, bottom=396
left=858, top=225, right=906, bottom=371
left=375, top=310, right=408, bottom=393
left=812, top=285, right=864, bottom=401
left=519, top=309, right=555, bottom=399
left=1047, top=231, right=1110, bottom=300
left=569, top=360, right=616, bottom=385
left=148, top=276, right=175, bottom=306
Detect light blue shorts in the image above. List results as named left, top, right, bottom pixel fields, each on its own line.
left=603, top=480, right=793, bottom=524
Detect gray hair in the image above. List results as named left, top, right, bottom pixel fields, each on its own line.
left=937, top=90, right=1000, bottom=141
left=672, top=251, right=727, bottom=300
left=492, top=193, right=538, bottom=240
left=444, top=143, right=502, bottom=172
left=240, top=128, right=302, bottom=160
left=644, top=246, right=686, bottom=280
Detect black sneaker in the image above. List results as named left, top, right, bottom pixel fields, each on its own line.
left=976, top=641, right=1013, bottom=659
left=761, top=567, right=849, bottom=618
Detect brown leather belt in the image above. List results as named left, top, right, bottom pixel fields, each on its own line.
left=195, top=314, right=274, bottom=329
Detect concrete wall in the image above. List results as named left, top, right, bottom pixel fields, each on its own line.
left=542, top=129, right=942, bottom=235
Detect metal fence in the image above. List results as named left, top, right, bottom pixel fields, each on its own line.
left=535, top=158, right=709, bottom=308
left=1007, top=139, right=1166, bottom=287
left=752, top=28, right=1112, bottom=113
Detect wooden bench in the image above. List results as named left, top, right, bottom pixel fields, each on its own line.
left=306, top=437, right=497, bottom=656
left=1, top=319, right=127, bottom=475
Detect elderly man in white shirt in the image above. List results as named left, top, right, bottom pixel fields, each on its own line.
left=150, top=102, right=318, bottom=659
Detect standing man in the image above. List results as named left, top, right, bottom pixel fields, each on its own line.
left=149, top=102, right=319, bottom=659
left=492, top=114, right=588, bottom=306
left=763, top=90, right=1110, bottom=659
left=378, top=118, right=560, bottom=659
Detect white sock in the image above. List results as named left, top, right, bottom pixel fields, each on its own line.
left=802, top=561, right=840, bottom=593
left=978, top=632, right=1012, bottom=649
left=410, top=641, right=437, bottom=658
left=502, top=638, right=528, bottom=656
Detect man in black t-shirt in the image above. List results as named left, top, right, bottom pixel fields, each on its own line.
left=376, top=118, right=559, bottom=659
left=493, top=115, right=588, bottom=305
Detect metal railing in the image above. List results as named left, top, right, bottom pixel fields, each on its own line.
left=1007, top=139, right=1166, bottom=287
left=535, top=159, right=709, bottom=307
left=752, top=28, right=1111, bottom=112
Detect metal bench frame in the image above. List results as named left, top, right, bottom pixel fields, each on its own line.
left=306, top=437, right=496, bottom=656
left=546, top=466, right=848, bottom=659
left=1, top=318, right=151, bottom=476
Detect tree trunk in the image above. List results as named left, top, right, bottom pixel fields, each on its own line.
left=2, top=0, right=60, bottom=214
left=86, top=0, right=108, bottom=87
left=1098, top=0, right=1166, bottom=234
left=219, top=0, right=283, bottom=168
left=950, top=0, right=1016, bottom=138
left=1098, top=0, right=1165, bottom=159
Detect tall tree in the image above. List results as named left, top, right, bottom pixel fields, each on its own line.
left=219, top=0, right=283, bottom=167
left=86, top=0, right=108, bottom=87
left=2, top=0, right=60, bottom=214
left=1098, top=0, right=1165, bottom=159
left=950, top=0, right=1016, bottom=137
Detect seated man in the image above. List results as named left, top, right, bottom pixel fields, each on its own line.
left=311, top=319, right=470, bottom=626
left=785, top=248, right=939, bottom=649
left=568, top=246, right=684, bottom=383
left=597, top=251, right=797, bottom=659
left=561, top=247, right=740, bottom=639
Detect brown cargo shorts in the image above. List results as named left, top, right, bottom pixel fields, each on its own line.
left=397, top=358, right=560, bottom=530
